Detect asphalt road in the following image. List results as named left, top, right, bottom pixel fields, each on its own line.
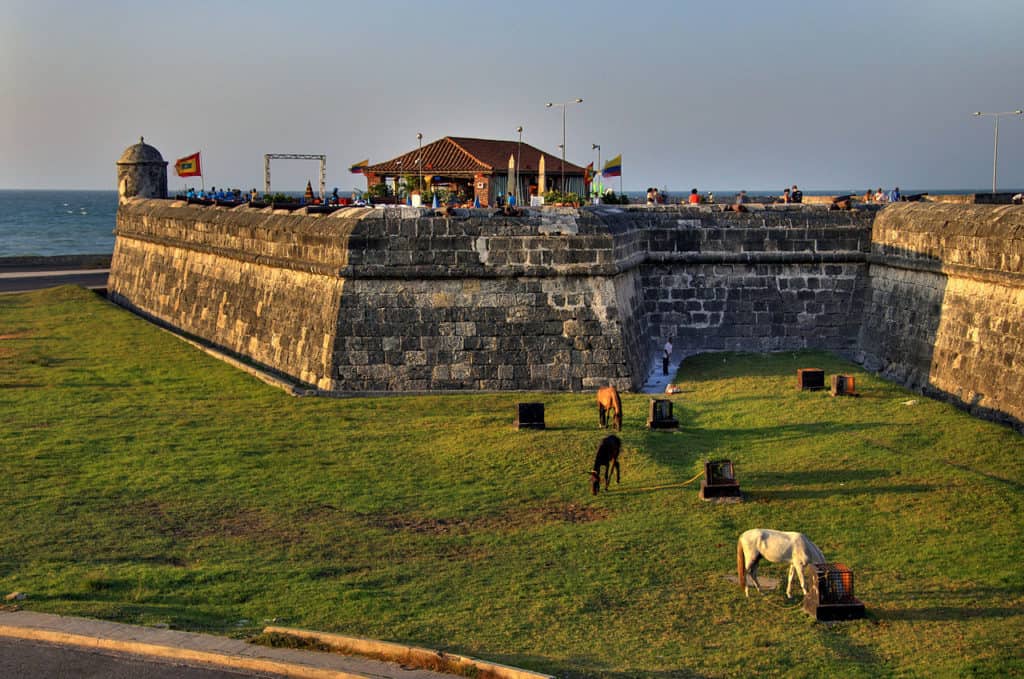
left=0, top=269, right=109, bottom=294
left=0, top=637, right=288, bottom=678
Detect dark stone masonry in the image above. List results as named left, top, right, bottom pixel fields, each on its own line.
left=107, top=200, right=1023, bottom=431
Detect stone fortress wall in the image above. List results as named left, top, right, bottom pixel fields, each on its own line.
left=858, top=203, right=1024, bottom=428
left=108, top=200, right=1023, bottom=429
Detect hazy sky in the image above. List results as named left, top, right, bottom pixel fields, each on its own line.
left=3, top=0, right=1023, bottom=192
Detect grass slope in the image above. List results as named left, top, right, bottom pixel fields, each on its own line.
left=1, top=286, right=1022, bottom=678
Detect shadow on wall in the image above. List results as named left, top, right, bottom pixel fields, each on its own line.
left=858, top=236, right=1023, bottom=433
left=856, top=242, right=945, bottom=398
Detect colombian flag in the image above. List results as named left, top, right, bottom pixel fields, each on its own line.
left=349, top=159, right=369, bottom=174
left=174, top=152, right=202, bottom=177
left=602, top=154, right=621, bottom=178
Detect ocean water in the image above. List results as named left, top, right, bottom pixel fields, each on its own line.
left=0, top=187, right=999, bottom=258
left=0, top=190, right=118, bottom=257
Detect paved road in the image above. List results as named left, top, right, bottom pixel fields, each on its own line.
left=0, top=269, right=109, bottom=294
left=0, top=637, right=286, bottom=679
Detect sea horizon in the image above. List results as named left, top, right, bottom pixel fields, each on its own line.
left=1, top=187, right=1018, bottom=258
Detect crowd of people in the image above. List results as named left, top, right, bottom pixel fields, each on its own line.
left=863, top=187, right=902, bottom=203
left=185, top=186, right=253, bottom=202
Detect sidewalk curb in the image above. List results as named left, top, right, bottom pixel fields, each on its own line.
left=0, top=622, right=370, bottom=679
left=264, top=626, right=554, bottom=679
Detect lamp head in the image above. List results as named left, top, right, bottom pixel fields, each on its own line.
left=973, top=112, right=982, bottom=116
left=517, top=126, right=523, bottom=133
left=1015, top=110, right=1023, bottom=115
left=592, top=143, right=600, bottom=150
left=417, top=132, right=422, bottom=140
left=546, top=102, right=553, bottom=108
left=575, top=98, right=583, bottom=104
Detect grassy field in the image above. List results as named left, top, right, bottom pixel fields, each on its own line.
left=1, top=286, right=1022, bottom=678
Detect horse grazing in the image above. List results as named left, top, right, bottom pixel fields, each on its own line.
left=737, top=528, right=826, bottom=598
left=589, top=435, right=622, bottom=495
left=596, top=386, right=622, bottom=431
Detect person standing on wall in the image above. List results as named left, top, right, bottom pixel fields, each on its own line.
left=663, top=337, right=673, bottom=376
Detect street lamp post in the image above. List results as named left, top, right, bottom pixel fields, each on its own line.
left=973, top=109, right=1023, bottom=193
left=546, top=98, right=583, bottom=192
left=416, top=132, right=423, bottom=194
left=592, top=143, right=601, bottom=201
left=515, top=126, right=523, bottom=206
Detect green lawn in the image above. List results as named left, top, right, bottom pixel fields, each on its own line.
left=1, top=286, right=1022, bottom=678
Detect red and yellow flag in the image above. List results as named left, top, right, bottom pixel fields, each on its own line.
left=175, top=152, right=202, bottom=177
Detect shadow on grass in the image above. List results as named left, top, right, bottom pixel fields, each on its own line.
left=943, top=461, right=1024, bottom=491
left=881, top=606, right=1022, bottom=622
left=746, top=484, right=933, bottom=500
left=754, top=469, right=892, bottom=484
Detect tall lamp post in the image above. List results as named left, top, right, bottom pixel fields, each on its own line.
left=546, top=98, right=583, bottom=192
left=416, top=132, right=423, bottom=193
left=515, top=125, right=523, bottom=206
left=592, top=143, right=601, bottom=201
left=973, top=109, right=1023, bottom=193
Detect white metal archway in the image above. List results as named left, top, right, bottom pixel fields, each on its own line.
left=263, top=153, right=326, bottom=199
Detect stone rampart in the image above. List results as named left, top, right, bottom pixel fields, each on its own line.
left=109, top=200, right=632, bottom=392
left=585, top=205, right=874, bottom=357
left=858, top=203, right=1024, bottom=428
left=108, top=200, right=1024, bottom=429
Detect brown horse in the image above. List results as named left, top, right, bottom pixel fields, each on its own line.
left=590, top=434, right=622, bottom=495
left=596, top=386, right=622, bottom=431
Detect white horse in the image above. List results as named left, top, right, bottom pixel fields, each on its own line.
left=737, top=528, right=826, bottom=598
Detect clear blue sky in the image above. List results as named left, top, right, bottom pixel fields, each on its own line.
left=3, top=0, right=1023, bottom=192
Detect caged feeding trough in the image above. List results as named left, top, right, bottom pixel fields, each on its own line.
left=830, top=374, right=857, bottom=397
left=700, top=459, right=742, bottom=500
left=802, top=563, right=866, bottom=621
left=796, top=368, right=826, bottom=391
left=646, top=398, right=679, bottom=430
left=514, top=402, right=545, bottom=430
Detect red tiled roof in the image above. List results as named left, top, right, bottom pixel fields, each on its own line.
left=364, top=136, right=586, bottom=176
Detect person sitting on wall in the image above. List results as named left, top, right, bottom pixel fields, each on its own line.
left=874, top=187, right=888, bottom=204
left=863, top=189, right=873, bottom=203
left=778, top=188, right=791, bottom=203
left=889, top=186, right=901, bottom=202
left=507, top=191, right=516, bottom=207
left=730, top=190, right=748, bottom=212
left=689, top=188, right=700, bottom=204
left=791, top=185, right=803, bottom=203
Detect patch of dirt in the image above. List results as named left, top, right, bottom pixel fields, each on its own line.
left=522, top=502, right=610, bottom=525
left=355, top=502, right=610, bottom=536
left=0, top=332, right=30, bottom=340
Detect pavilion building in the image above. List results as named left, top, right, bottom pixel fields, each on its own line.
left=362, top=136, right=587, bottom=207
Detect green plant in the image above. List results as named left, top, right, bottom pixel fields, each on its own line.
left=366, top=183, right=392, bottom=199
left=600, top=190, right=629, bottom=205
left=542, top=189, right=580, bottom=205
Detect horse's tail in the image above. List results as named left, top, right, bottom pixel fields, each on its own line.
left=737, top=538, right=746, bottom=589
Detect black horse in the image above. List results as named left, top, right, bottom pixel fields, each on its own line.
left=590, top=434, right=622, bottom=495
